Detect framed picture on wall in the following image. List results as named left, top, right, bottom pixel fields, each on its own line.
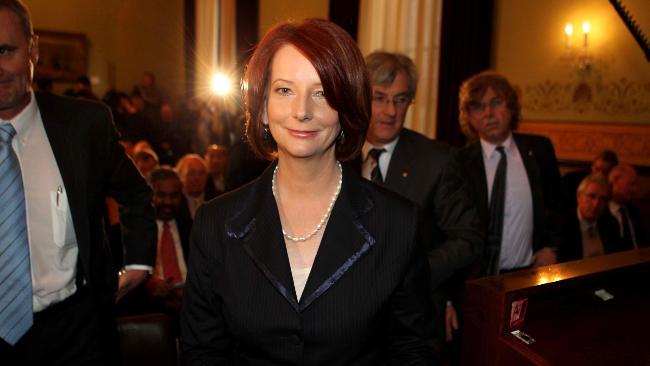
left=34, top=30, right=88, bottom=82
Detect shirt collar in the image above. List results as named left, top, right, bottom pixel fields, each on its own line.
left=577, top=207, right=596, bottom=228
left=363, top=134, right=400, bottom=159
left=609, top=200, right=622, bottom=214
left=480, top=133, right=514, bottom=160
left=0, top=91, right=38, bottom=141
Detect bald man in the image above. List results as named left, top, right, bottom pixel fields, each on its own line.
left=608, top=165, right=647, bottom=248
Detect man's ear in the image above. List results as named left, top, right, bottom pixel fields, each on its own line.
left=29, top=34, right=40, bottom=65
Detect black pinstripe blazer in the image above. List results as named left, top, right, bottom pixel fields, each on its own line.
left=180, top=162, right=437, bottom=365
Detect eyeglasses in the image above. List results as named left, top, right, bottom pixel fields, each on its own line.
left=372, top=94, right=412, bottom=108
left=468, top=97, right=505, bottom=113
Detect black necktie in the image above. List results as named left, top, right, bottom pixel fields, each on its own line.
left=487, top=146, right=507, bottom=275
left=368, top=148, right=386, bottom=184
left=619, top=206, right=637, bottom=248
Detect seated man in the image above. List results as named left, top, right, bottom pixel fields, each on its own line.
left=141, top=167, right=193, bottom=332
left=559, top=174, right=628, bottom=262
left=204, top=144, right=229, bottom=199
left=608, top=164, right=647, bottom=248
left=176, top=154, right=209, bottom=218
left=563, top=149, right=618, bottom=207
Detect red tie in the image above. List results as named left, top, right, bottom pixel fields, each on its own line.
left=160, top=222, right=182, bottom=284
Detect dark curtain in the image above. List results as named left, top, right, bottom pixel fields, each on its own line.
left=184, top=0, right=196, bottom=98
left=236, top=0, right=259, bottom=68
left=329, top=0, right=360, bottom=41
left=436, top=0, right=494, bottom=147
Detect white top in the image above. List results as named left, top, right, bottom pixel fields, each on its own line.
left=155, top=219, right=187, bottom=282
left=361, top=136, right=400, bottom=181
left=480, top=134, right=534, bottom=270
left=290, top=266, right=312, bottom=301
left=2, top=93, right=78, bottom=312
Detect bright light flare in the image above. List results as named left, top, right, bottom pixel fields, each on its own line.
left=210, top=73, right=232, bottom=96
left=564, top=23, right=574, bottom=36
left=582, top=21, right=591, bottom=34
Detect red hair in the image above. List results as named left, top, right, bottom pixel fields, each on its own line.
left=243, top=18, right=371, bottom=161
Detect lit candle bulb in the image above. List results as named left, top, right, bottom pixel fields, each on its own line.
left=564, top=23, right=574, bottom=48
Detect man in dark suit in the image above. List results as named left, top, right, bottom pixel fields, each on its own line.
left=608, top=164, right=647, bottom=248
left=145, top=167, right=191, bottom=315
left=0, top=1, right=156, bottom=363
left=203, top=144, right=228, bottom=198
left=455, top=71, right=566, bottom=274
left=176, top=153, right=209, bottom=218
left=447, top=71, right=567, bottom=350
left=560, top=174, right=628, bottom=262
left=562, top=149, right=618, bottom=208
left=361, top=52, right=483, bottom=351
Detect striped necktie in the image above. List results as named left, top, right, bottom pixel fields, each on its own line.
left=368, top=148, right=386, bottom=184
left=0, top=123, right=33, bottom=346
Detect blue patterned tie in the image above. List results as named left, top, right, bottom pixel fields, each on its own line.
left=0, top=123, right=33, bottom=346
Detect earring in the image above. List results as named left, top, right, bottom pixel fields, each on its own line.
left=263, top=126, right=270, bottom=140
left=337, top=129, right=345, bottom=144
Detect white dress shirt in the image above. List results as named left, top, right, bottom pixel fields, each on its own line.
left=2, top=93, right=78, bottom=312
left=480, top=134, right=534, bottom=270
left=361, top=136, right=400, bottom=181
left=154, top=219, right=187, bottom=282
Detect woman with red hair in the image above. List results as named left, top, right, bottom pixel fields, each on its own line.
left=181, top=19, right=436, bottom=365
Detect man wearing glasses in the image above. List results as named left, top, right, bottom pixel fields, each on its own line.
left=455, top=71, right=566, bottom=276
left=443, top=72, right=567, bottom=358
left=362, top=51, right=484, bottom=353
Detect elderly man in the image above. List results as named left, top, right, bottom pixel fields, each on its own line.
left=609, top=164, right=647, bottom=248
left=204, top=144, right=229, bottom=198
left=0, top=1, right=156, bottom=363
left=563, top=149, right=619, bottom=206
left=362, top=51, right=483, bottom=351
left=560, top=174, right=626, bottom=261
left=176, top=153, right=209, bottom=218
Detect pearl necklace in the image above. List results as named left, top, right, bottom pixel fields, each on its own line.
left=272, top=161, right=343, bottom=242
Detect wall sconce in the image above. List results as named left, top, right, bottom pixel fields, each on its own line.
left=564, top=23, right=574, bottom=48
left=563, top=21, right=593, bottom=73
left=582, top=21, right=591, bottom=47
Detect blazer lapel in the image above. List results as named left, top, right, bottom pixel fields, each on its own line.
left=299, top=164, right=375, bottom=311
left=514, top=134, right=544, bottom=245
left=35, top=93, right=90, bottom=279
left=466, top=142, right=489, bottom=222
left=225, top=163, right=300, bottom=312
left=384, top=132, right=413, bottom=192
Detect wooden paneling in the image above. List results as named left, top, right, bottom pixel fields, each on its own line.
left=518, top=120, right=650, bottom=167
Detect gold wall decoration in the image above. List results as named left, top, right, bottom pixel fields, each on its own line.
left=518, top=120, right=650, bottom=166
left=521, top=78, right=650, bottom=116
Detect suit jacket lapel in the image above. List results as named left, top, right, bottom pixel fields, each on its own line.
left=514, top=134, right=543, bottom=247
left=466, top=142, right=489, bottom=222
left=300, top=165, right=375, bottom=310
left=384, top=132, right=413, bottom=192
left=226, top=163, right=377, bottom=313
left=225, top=163, right=299, bottom=312
left=35, top=93, right=90, bottom=279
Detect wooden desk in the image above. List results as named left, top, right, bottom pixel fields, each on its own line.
left=461, top=248, right=650, bottom=366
